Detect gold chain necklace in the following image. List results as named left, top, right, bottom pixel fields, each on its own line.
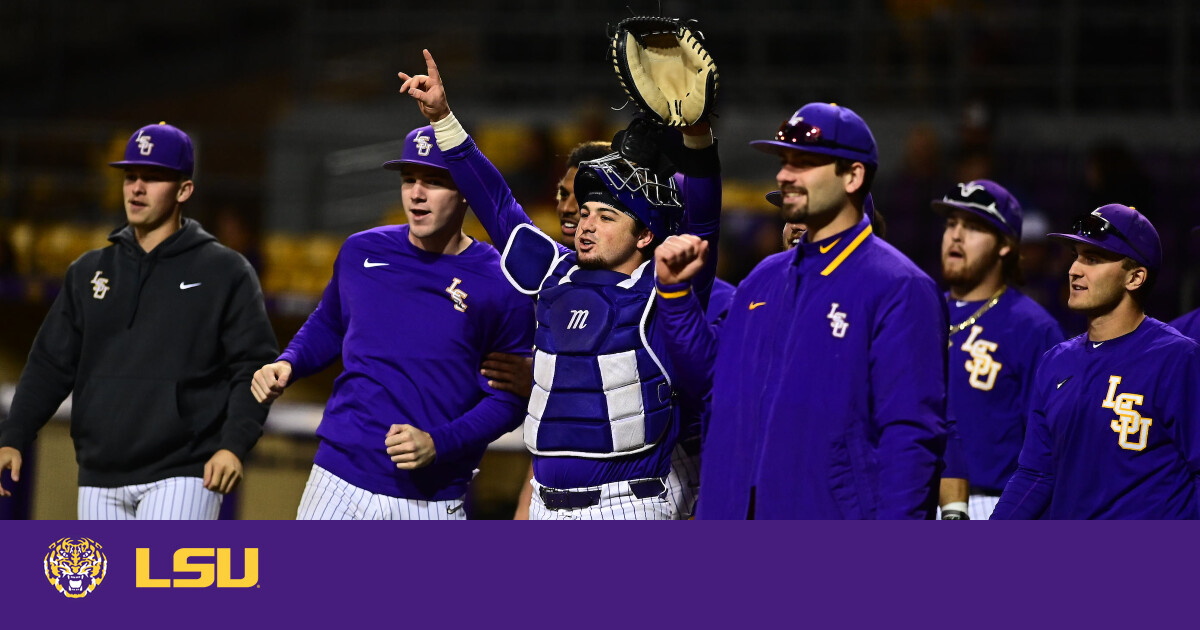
left=948, top=286, right=1007, bottom=339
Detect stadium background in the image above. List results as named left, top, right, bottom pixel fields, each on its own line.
left=1, top=0, right=1198, bottom=519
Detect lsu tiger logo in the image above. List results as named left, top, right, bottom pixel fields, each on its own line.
left=44, top=537, right=107, bottom=599
left=1103, top=375, right=1153, bottom=451
left=961, top=325, right=1002, bottom=391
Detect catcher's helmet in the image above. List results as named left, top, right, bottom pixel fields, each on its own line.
left=573, top=153, right=683, bottom=243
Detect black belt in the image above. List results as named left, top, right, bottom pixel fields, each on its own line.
left=539, top=478, right=666, bottom=510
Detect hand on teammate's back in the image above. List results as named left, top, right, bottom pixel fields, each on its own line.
left=250, top=361, right=292, bottom=403
left=481, top=352, right=534, bottom=399
left=655, top=234, right=708, bottom=286
left=398, top=49, right=451, bottom=123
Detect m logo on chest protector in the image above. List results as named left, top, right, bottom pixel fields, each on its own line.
left=961, top=325, right=1002, bottom=391
left=567, top=309, right=589, bottom=330
left=827, top=303, right=848, bottom=338
left=1102, top=375, right=1153, bottom=452
left=90, top=271, right=111, bottom=300
left=445, top=278, right=468, bottom=312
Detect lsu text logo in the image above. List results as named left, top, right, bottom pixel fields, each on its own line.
left=414, top=131, right=433, bottom=157
left=45, top=537, right=107, bottom=599
left=961, top=325, right=1002, bottom=390
left=91, top=270, right=111, bottom=299
left=1102, top=375, right=1153, bottom=451
left=136, top=130, right=154, bottom=155
left=445, top=277, right=468, bottom=312
left=826, top=303, right=848, bottom=338
left=136, top=548, right=259, bottom=588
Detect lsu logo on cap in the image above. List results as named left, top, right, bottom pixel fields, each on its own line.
left=135, top=129, right=154, bottom=156
left=414, top=131, right=432, bottom=157
left=44, top=537, right=107, bottom=599
left=136, top=547, right=259, bottom=588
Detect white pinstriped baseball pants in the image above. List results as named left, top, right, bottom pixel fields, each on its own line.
left=296, top=464, right=467, bottom=520
left=937, top=494, right=1002, bottom=521
left=529, top=477, right=675, bottom=520
left=664, top=443, right=700, bottom=519
left=78, top=477, right=222, bottom=520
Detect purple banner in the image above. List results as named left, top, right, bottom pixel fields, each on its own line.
left=2, top=521, right=1193, bottom=627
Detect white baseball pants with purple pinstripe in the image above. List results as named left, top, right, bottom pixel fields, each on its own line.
left=296, top=464, right=466, bottom=520
left=77, top=477, right=222, bottom=520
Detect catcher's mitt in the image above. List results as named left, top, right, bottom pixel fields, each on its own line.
left=610, top=16, right=718, bottom=127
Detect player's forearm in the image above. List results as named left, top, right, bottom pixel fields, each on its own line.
left=425, top=390, right=526, bottom=462
left=279, top=305, right=343, bottom=379
left=654, top=283, right=717, bottom=402
left=2, top=311, right=82, bottom=451
left=990, top=467, right=1053, bottom=519
left=436, top=118, right=560, bottom=253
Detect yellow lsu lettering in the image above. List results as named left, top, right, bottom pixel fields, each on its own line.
left=1102, top=375, right=1153, bottom=451
left=135, top=548, right=259, bottom=588
left=960, top=325, right=1002, bottom=391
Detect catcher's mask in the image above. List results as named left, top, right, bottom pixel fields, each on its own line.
left=574, top=153, right=683, bottom=244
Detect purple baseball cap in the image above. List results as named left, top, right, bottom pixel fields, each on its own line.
left=383, top=125, right=448, bottom=172
left=930, top=179, right=1023, bottom=240
left=750, top=103, right=878, bottom=167
left=1048, top=204, right=1162, bottom=270
left=109, top=122, right=194, bottom=176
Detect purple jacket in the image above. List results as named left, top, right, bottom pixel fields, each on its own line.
left=657, top=214, right=948, bottom=519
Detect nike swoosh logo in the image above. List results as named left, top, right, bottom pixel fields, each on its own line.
left=364, top=259, right=389, bottom=268
left=955, top=301, right=969, bottom=307
left=1056, top=376, right=1072, bottom=389
left=819, top=238, right=841, bottom=254
left=179, top=282, right=201, bottom=290
left=749, top=301, right=767, bottom=310
left=1092, top=342, right=1104, bottom=348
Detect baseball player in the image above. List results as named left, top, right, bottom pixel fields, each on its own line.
left=992, top=205, right=1200, bottom=519
left=489, top=139, right=731, bottom=519
left=0, top=122, right=278, bottom=519
left=398, top=49, right=722, bottom=520
left=931, top=180, right=1063, bottom=520
left=250, top=125, right=534, bottom=520
left=655, top=103, right=948, bottom=519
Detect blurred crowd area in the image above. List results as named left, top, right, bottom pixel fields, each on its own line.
left=2, top=0, right=1200, bottom=368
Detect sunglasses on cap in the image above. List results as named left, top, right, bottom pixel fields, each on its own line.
left=1071, top=213, right=1151, bottom=265
left=941, top=185, right=1009, bottom=229
left=773, top=118, right=869, bottom=154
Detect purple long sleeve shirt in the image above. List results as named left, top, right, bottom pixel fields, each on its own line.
left=439, top=135, right=721, bottom=488
left=992, top=318, right=1200, bottom=519
left=279, top=225, right=534, bottom=500
left=946, top=289, right=1063, bottom=493
left=657, top=213, right=949, bottom=519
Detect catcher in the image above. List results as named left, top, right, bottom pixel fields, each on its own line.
left=396, top=17, right=721, bottom=519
